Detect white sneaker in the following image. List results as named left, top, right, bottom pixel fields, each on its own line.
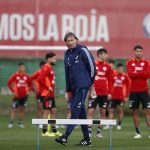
left=103, top=125, right=109, bottom=130
left=96, top=133, right=103, bottom=138
left=8, top=123, right=13, bottom=128
left=134, top=133, right=142, bottom=139
left=18, top=124, right=25, bottom=128
left=116, top=125, right=122, bottom=130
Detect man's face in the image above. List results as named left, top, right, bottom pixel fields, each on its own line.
left=18, top=65, right=26, bottom=72
left=65, top=36, right=78, bottom=49
left=134, top=48, right=143, bottom=59
left=48, top=56, right=57, bottom=66
left=117, top=66, right=124, bottom=74
left=109, top=63, right=115, bottom=70
left=98, top=52, right=108, bottom=61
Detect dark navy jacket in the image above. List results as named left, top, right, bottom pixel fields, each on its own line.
left=64, top=44, right=96, bottom=92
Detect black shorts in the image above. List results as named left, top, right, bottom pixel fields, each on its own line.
left=88, top=95, right=108, bottom=109
left=12, top=96, right=28, bottom=108
left=108, top=99, right=125, bottom=108
left=37, top=95, right=44, bottom=103
left=43, top=97, right=56, bottom=110
left=129, top=91, right=150, bottom=109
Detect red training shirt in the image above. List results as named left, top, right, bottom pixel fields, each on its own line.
left=112, top=72, right=130, bottom=100
left=126, top=58, right=150, bottom=92
left=7, top=72, right=33, bottom=98
left=31, top=69, right=43, bottom=97
left=94, top=60, right=113, bottom=96
left=37, top=63, right=55, bottom=97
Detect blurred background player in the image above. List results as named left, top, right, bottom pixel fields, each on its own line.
left=105, top=58, right=117, bottom=119
left=7, top=63, right=34, bottom=128
left=87, top=48, right=113, bottom=138
left=37, top=52, right=62, bottom=137
left=108, top=59, right=116, bottom=72
left=126, top=45, right=150, bottom=139
left=108, top=63, right=130, bottom=130
left=31, top=60, right=46, bottom=118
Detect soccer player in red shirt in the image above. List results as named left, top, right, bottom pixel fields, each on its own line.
left=31, top=61, right=45, bottom=118
left=108, top=59, right=118, bottom=75
left=126, top=45, right=150, bottom=139
left=108, top=63, right=130, bottom=130
left=7, top=63, right=34, bottom=128
left=104, top=59, right=117, bottom=121
left=37, top=52, right=61, bottom=137
left=87, top=48, right=113, bottom=138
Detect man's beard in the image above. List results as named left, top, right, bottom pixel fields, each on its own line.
left=136, top=55, right=142, bottom=59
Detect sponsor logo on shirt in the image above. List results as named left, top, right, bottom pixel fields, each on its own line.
left=97, top=71, right=105, bottom=75
left=135, top=67, right=143, bottom=71
left=19, top=80, right=26, bottom=84
left=121, top=76, right=125, bottom=80
left=114, top=76, right=124, bottom=87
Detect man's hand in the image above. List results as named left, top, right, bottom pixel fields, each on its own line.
left=26, top=91, right=30, bottom=96
left=14, top=92, right=18, bottom=97
left=49, top=87, right=53, bottom=92
left=124, top=97, right=128, bottom=102
left=35, top=89, right=39, bottom=94
left=108, top=94, right=112, bottom=100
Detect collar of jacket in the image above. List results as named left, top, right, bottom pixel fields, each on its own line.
left=68, top=44, right=79, bottom=52
left=67, top=44, right=81, bottom=55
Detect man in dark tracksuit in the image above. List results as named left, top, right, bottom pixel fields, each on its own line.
left=55, top=32, right=96, bottom=146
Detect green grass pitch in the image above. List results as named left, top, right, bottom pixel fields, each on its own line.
left=0, top=95, right=149, bottom=150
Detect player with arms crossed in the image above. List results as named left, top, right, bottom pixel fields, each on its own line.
left=126, top=45, right=150, bottom=139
